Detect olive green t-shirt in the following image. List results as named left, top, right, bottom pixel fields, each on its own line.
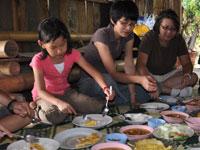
left=139, top=31, right=188, bottom=75
left=80, top=24, right=134, bottom=77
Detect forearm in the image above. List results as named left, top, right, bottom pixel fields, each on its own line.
left=111, top=72, right=142, bottom=84
left=0, top=115, right=31, bottom=132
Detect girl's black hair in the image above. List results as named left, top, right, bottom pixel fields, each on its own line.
left=153, top=9, right=180, bottom=34
left=110, top=0, right=139, bottom=23
left=38, top=17, right=72, bottom=59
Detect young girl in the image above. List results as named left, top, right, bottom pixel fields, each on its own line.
left=30, top=17, right=115, bottom=125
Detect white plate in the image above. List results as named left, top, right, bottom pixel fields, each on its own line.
left=54, top=127, right=102, bottom=150
left=72, top=114, right=112, bottom=129
left=140, top=102, right=170, bottom=113
left=120, top=113, right=152, bottom=125
left=153, top=123, right=194, bottom=141
left=7, top=137, right=60, bottom=150
left=159, top=95, right=178, bottom=105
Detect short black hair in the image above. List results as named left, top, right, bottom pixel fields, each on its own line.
left=110, top=0, right=139, bottom=23
left=38, top=17, right=72, bottom=59
left=153, top=9, right=180, bottom=34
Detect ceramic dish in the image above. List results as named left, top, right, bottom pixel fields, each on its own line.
left=147, top=118, right=166, bottom=129
left=91, top=142, right=132, bottom=150
left=160, top=110, right=189, bottom=124
left=7, top=138, right=60, bottom=150
left=185, top=117, right=200, bottom=131
left=140, top=102, right=170, bottom=113
left=72, top=114, right=112, bottom=129
left=119, top=113, right=152, bottom=125
left=54, top=127, right=102, bottom=150
left=159, top=95, right=178, bottom=105
left=105, top=133, right=127, bottom=144
left=120, top=125, right=154, bottom=141
left=171, top=105, right=187, bottom=112
left=153, top=123, right=194, bottom=141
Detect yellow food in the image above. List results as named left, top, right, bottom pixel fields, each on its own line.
left=133, top=24, right=149, bottom=37
left=83, top=119, right=97, bottom=127
left=135, top=138, right=172, bottom=150
left=30, top=143, right=45, bottom=150
left=75, top=133, right=100, bottom=148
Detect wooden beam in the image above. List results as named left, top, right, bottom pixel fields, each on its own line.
left=0, top=32, right=92, bottom=42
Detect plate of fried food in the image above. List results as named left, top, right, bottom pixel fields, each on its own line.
left=72, top=114, right=112, bottom=129
left=7, top=137, right=60, bottom=150
left=54, top=127, right=102, bottom=150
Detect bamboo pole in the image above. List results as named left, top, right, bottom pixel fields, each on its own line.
left=0, top=72, right=34, bottom=92
left=0, top=40, right=19, bottom=58
left=0, top=61, right=20, bottom=76
left=0, top=32, right=92, bottom=42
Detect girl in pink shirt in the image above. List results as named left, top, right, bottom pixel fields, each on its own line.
left=30, top=17, right=115, bottom=124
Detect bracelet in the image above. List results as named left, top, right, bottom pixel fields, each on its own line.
left=7, top=100, right=17, bottom=114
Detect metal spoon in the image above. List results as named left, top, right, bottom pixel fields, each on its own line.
left=12, top=134, right=39, bottom=143
left=102, top=86, right=112, bottom=116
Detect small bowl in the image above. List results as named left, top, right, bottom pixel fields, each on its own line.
left=91, top=142, right=132, bottom=150
left=186, top=104, right=200, bottom=113
left=120, top=125, right=153, bottom=141
left=171, top=105, right=186, bottom=112
left=160, top=110, right=189, bottom=124
left=185, top=117, right=200, bottom=131
left=105, top=133, right=128, bottom=144
left=148, top=118, right=166, bottom=129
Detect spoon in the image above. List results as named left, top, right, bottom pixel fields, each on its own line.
left=12, top=134, right=39, bottom=143
left=102, top=86, right=112, bottom=117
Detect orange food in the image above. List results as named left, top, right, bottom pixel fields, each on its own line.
left=123, top=128, right=150, bottom=135
left=165, top=114, right=186, bottom=119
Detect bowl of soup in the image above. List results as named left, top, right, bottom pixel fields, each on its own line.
left=160, top=110, right=189, bottom=124
left=91, top=142, right=132, bottom=150
left=120, top=125, right=154, bottom=141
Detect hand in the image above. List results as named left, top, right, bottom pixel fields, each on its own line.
left=140, top=75, right=157, bottom=92
left=104, top=86, right=115, bottom=102
left=12, top=101, right=34, bottom=118
left=57, top=101, right=77, bottom=115
left=0, top=124, right=12, bottom=138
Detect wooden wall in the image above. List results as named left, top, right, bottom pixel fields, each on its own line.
left=0, top=0, right=182, bottom=52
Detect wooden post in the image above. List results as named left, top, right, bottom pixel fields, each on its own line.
left=0, top=40, right=19, bottom=58
left=0, top=61, right=20, bottom=76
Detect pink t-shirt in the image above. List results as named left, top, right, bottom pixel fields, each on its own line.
left=30, top=49, right=81, bottom=100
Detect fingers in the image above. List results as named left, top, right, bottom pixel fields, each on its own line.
left=62, top=104, right=77, bottom=115
left=13, top=102, right=32, bottom=117
left=104, top=86, right=115, bottom=101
